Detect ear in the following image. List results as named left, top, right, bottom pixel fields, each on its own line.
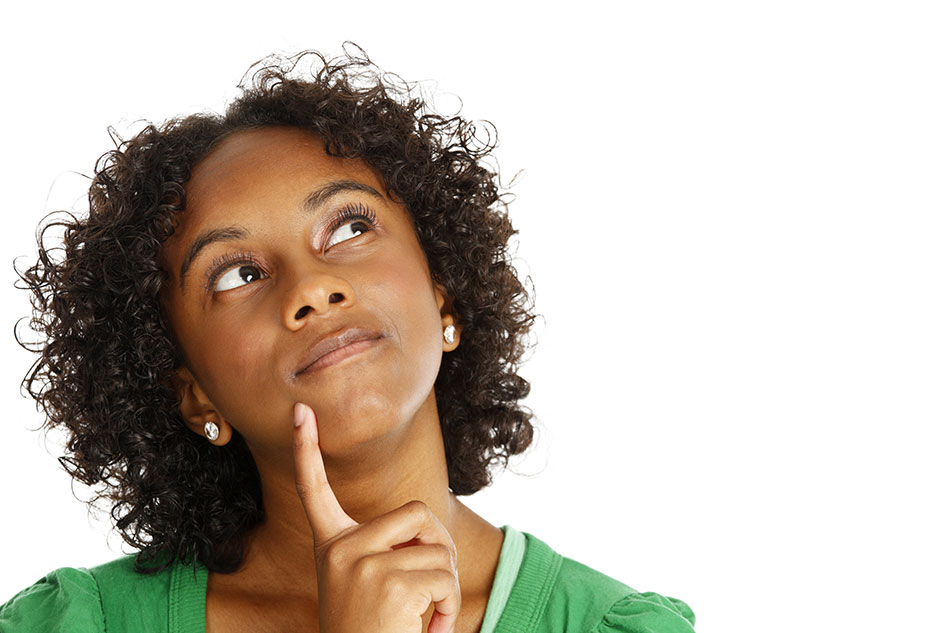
left=434, top=281, right=462, bottom=352
left=172, top=366, right=233, bottom=446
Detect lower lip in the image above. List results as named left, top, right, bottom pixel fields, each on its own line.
left=303, top=337, right=381, bottom=373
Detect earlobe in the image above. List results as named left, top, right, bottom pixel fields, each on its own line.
left=200, top=417, right=233, bottom=446
left=442, top=322, right=460, bottom=351
left=172, top=367, right=234, bottom=446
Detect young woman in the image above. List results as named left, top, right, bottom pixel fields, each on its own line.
left=2, top=50, right=696, bottom=632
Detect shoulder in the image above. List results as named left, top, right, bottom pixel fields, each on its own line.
left=500, top=531, right=696, bottom=633
left=0, top=554, right=204, bottom=633
left=1, top=564, right=105, bottom=632
left=554, top=553, right=696, bottom=632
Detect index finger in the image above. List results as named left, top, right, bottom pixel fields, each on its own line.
left=293, top=402, right=358, bottom=543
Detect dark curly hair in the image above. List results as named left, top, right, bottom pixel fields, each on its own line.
left=17, top=47, right=537, bottom=574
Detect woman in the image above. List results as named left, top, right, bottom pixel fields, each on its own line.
left=2, top=50, right=696, bottom=632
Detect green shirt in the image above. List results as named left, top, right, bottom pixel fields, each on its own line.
left=1, top=527, right=695, bottom=632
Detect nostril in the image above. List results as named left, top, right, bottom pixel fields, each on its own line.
left=294, top=306, right=311, bottom=320
left=329, top=292, right=344, bottom=304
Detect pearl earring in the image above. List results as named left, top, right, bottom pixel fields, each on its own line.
left=204, top=421, right=220, bottom=442
left=443, top=324, right=456, bottom=344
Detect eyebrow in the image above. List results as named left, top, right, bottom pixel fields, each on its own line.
left=303, top=180, right=383, bottom=211
left=178, top=227, right=247, bottom=288
left=177, top=179, right=385, bottom=289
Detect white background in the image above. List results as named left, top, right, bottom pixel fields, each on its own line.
left=1, top=2, right=948, bottom=631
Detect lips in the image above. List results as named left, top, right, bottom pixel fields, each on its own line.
left=294, top=326, right=384, bottom=376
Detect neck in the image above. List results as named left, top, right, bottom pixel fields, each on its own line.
left=232, top=391, right=464, bottom=592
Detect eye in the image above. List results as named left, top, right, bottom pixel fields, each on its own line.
left=325, top=203, right=379, bottom=249
left=214, top=263, right=264, bottom=292
left=326, top=218, right=372, bottom=248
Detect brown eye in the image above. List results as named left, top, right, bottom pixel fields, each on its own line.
left=214, top=264, right=264, bottom=292
left=326, top=218, right=372, bottom=248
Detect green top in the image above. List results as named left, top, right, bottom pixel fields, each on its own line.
left=1, top=527, right=695, bottom=632
left=480, top=525, right=527, bottom=632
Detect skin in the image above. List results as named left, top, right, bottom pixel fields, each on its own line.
left=160, top=126, right=504, bottom=633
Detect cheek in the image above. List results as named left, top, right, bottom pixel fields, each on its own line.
left=372, top=248, right=442, bottom=347
left=216, top=329, right=267, bottom=384
left=384, top=259, right=444, bottom=380
left=188, top=309, right=277, bottom=420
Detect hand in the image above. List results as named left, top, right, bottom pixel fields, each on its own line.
left=293, top=403, right=461, bottom=633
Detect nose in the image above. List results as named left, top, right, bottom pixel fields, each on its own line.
left=281, top=270, right=355, bottom=331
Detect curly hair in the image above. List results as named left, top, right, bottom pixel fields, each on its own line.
left=17, top=47, right=537, bottom=574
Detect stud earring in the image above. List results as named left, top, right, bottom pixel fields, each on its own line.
left=443, top=324, right=456, bottom=345
left=203, top=420, right=220, bottom=442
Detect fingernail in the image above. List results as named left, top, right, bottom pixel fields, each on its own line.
left=294, top=403, right=306, bottom=428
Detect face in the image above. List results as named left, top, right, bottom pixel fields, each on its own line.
left=161, top=126, right=457, bottom=463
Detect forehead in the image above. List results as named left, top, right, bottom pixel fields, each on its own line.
left=183, top=126, right=383, bottom=224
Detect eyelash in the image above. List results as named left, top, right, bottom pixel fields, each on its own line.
left=203, top=203, right=380, bottom=294
left=327, top=202, right=379, bottom=238
left=204, top=251, right=260, bottom=294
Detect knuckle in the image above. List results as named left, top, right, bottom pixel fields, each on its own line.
left=435, top=544, right=454, bottom=569
left=352, top=555, right=376, bottom=582
left=382, top=574, right=407, bottom=601
left=322, top=539, right=351, bottom=570
left=437, top=568, right=459, bottom=587
left=403, top=499, right=431, bottom=521
left=408, top=593, right=431, bottom=615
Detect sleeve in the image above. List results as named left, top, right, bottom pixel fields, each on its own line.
left=0, top=568, right=105, bottom=633
left=593, top=591, right=697, bottom=633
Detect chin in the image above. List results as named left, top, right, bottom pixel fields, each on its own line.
left=312, top=395, right=406, bottom=453
left=307, top=368, right=438, bottom=456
